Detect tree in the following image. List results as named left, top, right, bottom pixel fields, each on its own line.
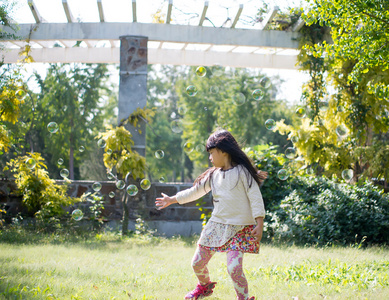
left=145, top=65, right=297, bottom=182
left=31, top=63, right=114, bottom=180
left=146, top=65, right=186, bottom=182
left=175, top=66, right=293, bottom=178
left=99, top=107, right=153, bottom=236
left=0, top=1, right=24, bottom=155
left=303, top=0, right=389, bottom=87
left=273, top=1, right=389, bottom=186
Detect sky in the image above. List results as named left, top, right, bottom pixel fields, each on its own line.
left=8, top=0, right=310, bottom=105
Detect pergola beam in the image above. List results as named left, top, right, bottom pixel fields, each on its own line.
left=261, top=6, right=279, bottom=30
left=166, top=0, right=173, bottom=24
left=97, top=0, right=105, bottom=22
left=198, top=1, right=209, bottom=26
left=231, top=4, right=243, bottom=28
left=0, top=22, right=300, bottom=49
left=1, top=47, right=299, bottom=69
left=62, top=0, right=75, bottom=23
left=132, top=0, right=137, bottom=22
left=28, top=0, right=42, bottom=23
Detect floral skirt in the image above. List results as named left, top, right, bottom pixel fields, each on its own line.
left=198, top=220, right=259, bottom=254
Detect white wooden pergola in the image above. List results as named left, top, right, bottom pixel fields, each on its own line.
left=1, top=0, right=304, bottom=69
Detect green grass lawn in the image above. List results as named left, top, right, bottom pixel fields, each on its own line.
left=0, top=232, right=388, bottom=299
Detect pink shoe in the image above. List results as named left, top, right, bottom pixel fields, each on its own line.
left=184, top=281, right=217, bottom=299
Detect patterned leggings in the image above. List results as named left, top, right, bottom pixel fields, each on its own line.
left=191, top=246, right=249, bottom=300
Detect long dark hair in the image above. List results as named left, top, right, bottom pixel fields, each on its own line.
left=194, top=129, right=261, bottom=188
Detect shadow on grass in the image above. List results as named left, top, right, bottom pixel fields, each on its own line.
left=0, top=225, right=199, bottom=250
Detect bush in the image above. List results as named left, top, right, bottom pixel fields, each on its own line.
left=267, top=176, right=389, bottom=246
left=5, top=152, right=81, bottom=219
left=246, top=144, right=293, bottom=211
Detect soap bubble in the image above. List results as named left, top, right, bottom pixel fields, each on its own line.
left=319, top=100, right=329, bottom=111
left=196, top=66, right=206, bottom=77
left=155, top=150, right=164, bottom=159
left=107, top=172, right=115, bottom=180
left=195, top=144, right=205, bottom=153
left=60, top=169, right=69, bottom=178
left=140, top=179, right=151, bottom=190
left=92, top=182, right=102, bottom=192
left=183, top=141, right=194, bottom=154
left=15, top=89, right=27, bottom=100
left=79, top=146, right=85, bottom=152
left=71, top=209, right=84, bottom=221
left=212, top=68, right=223, bottom=77
left=116, top=180, right=125, bottom=190
left=337, top=105, right=345, bottom=112
left=109, top=191, right=115, bottom=198
left=252, top=89, right=264, bottom=101
left=177, top=106, right=186, bottom=115
left=25, top=158, right=36, bottom=169
left=126, top=184, right=138, bottom=196
left=97, top=139, right=106, bottom=148
left=305, top=167, right=314, bottom=175
left=186, top=85, right=198, bottom=97
left=265, top=119, right=276, bottom=130
left=277, top=169, right=289, bottom=180
left=295, top=107, right=306, bottom=118
left=159, top=176, right=166, bottom=183
left=171, top=119, right=184, bottom=133
left=291, top=135, right=299, bottom=143
left=342, top=169, right=353, bottom=181
left=47, top=122, right=59, bottom=133
left=58, top=158, right=64, bottom=165
left=106, top=148, right=112, bottom=155
left=232, top=93, right=246, bottom=106
left=336, top=124, right=348, bottom=137
left=260, top=77, right=271, bottom=89
left=210, top=86, right=219, bottom=94
left=285, top=147, right=297, bottom=159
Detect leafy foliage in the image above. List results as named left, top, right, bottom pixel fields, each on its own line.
left=31, top=63, right=113, bottom=180
left=146, top=65, right=187, bottom=182
left=267, top=176, right=389, bottom=246
left=246, top=144, right=292, bottom=211
left=99, top=107, right=154, bottom=236
left=271, top=1, right=389, bottom=186
left=5, top=152, right=80, bottom=219
left=303, top=0, right=389, bottom=86
left=0, top=2, right=19, bottom=43
left=99, top=125, right=147, bottom=180
left=175, top=66, right=293, bottom=178
left=1, top=63, right=116, bottom=181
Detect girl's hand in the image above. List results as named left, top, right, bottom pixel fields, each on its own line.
left=251, top=225, right=263, bottom=242
left=257, top=170, right=268, bottom=181
left=155, top=193, right=178, bottom=210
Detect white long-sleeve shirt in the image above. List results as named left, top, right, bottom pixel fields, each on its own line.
left=176, top=165, right=265, bottom=225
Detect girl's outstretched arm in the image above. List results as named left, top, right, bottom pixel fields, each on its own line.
left=155, top=193, right=178, bottom=210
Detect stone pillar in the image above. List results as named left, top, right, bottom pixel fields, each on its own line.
left=118, top=35, right=148, bottom=156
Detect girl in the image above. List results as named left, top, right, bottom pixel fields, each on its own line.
left=155, top=129, right=266, bottom=300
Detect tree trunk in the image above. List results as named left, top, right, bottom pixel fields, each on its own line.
left=69, top=146, right=74, bottom=180
left=181, top=150, right=185, bottom=182
left=121, top=193, right=129, bottom=236
left=172, top=169, right=176, bottom=182
left=69, top=118, right=74, bottom=180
